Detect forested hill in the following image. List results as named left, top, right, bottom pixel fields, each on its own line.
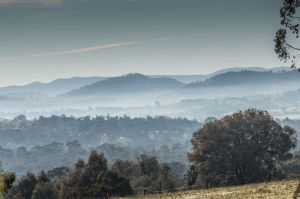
left=62, top=73, right=185, bottom=97
left=187, top=70, right=300, bottom=88
left=0, top=115, right=200, bottom=148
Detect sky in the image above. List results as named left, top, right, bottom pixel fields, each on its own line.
left=0, top=0, right=286, bottom=86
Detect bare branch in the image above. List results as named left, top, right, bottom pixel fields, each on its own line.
left=287, top=43, right=300, bottom=51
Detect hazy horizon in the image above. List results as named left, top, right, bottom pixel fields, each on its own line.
left=0, top=0, right=286, bottom=86
left=0, top=66, right=290, bottom=87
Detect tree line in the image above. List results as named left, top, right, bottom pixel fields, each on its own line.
left=0, top=140, right=188, bottom=176
left=1, top=109, right=298, bottom=198
left=2, top=152, right=181, bottom=199
left=0, top=115, right=199, bottom=149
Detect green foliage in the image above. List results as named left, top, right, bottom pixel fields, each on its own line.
left=154, top=164, right=177, bottom=193
left=31, top=182, right=59, bottom=199
left=0, top=115, right=198, bottom=175
left=136, top=155, right=159, bottom=181
left=275, top=0, right=300, bottom=68
left=47, top=167, right=69, bottom=183
left=131, top=176, right=153, bottom=195
left=6, top=171, right=54, bottom=199
left=59, top=151, right=133, bottom=199
left=189, top=109, right=296, bottom=188
left=6, top=172, right=38, bottom=199
left=185, top=165, right=198, bottom=188
left=1, top=172, right=15, bottom=195
left=124, top=155, right=179, bottom=194
left=6, top=151, right=134, bottom=199
left=282, top=150, right=300, bottom=176
left=111, top=160, right=137, bottom=180
left=96, top=170, right=133, bottom=198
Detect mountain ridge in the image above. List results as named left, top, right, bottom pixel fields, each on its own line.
left=187, top=70, right=300, bottom=88
left=62, top=73, right=185, bottom=97
left=0, top=67, right=292, bottom=97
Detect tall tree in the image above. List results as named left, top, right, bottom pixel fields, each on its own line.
left=189, top=109, right=296, bottom=188
left=275, top=0, right=300, bottom=68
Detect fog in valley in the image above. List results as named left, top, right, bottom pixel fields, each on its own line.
left=1, top=67, right=300, bottom=176
left=2, top=0, right=300, bottom=198
left=1, top=67, right=300, bottom=120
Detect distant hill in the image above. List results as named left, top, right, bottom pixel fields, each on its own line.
left=207, top=66, right=291, bottom=78
left=150, top=75, right=207, bottom=84
left=150, top=67, right=291, bottom=84
left=0, top=67, right=292, bottom=97
left=187, top=70, right=300, bottom=88
left=62, top=73, right=185, bottom=97
left=0, top=77, right=106, bottom=96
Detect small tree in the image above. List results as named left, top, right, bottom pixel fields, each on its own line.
left=6, top=172, right=38, bottom=199
left=185, top=165, right=198, bottom=189
left=32, top=182, right=59, bottom=199
left=155, top=164, right=176, bottom=193
left=59, top=151, right=133, bottom=198
left=189, top=109, right=296, bottom=188
left=136, top=154, right=159, bottom=181
left=96, top=170, right=133, bottom=199
left=2, top=172, right=15, bottom=195
left=111, top=159, right=137, bottom=180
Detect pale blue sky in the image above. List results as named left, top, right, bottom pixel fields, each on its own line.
left=0, top=0, right=285, bottom=86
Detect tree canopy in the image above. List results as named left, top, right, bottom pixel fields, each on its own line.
left=189, top=109, right=296, bottom=188
left=275, top=0, right=300, bottom=68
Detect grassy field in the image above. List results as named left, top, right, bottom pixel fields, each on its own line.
left=125, top=179, right=300, bottom=199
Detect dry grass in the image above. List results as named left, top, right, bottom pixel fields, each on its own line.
left=124, top=179, right=300, bottom=199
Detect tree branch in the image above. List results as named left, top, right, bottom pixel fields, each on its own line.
left=286, top=43, right=300, bottom=51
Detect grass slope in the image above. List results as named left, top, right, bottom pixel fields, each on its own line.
left=125, top=179, right=300, bottom=199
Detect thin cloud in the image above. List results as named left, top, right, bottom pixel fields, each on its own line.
left=0, top=38, right=173, bottom=62
left=0, top=32, right=228, bottom=62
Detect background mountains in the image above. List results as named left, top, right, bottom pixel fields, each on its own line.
left=2, top=66, right=300, bottom=176
left=0, top=77, right=106, bottom=97
left=0, top=66, right=299, bottom=121
left=0, top=66, right=292, bottom=97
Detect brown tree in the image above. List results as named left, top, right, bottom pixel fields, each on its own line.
left=189, top=109, right=296, bottom=188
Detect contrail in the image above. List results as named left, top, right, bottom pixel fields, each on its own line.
left=0, top=32, right=228, bottom=62
left=0, top=37, right=174, bottom=62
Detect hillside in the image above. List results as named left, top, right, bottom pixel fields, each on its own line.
left=152, top=67, right=291, bottom=83
left=188, top=70, right=300, bottom=88
left=63, top=73, right=185, bottom=97
left=0, top=67, right=291, bottom=98
left=126, top=179, right=300, bottom=199
left=0, top=76, right=106, bottom=97
left=150, top=75, right=207, bottom=84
